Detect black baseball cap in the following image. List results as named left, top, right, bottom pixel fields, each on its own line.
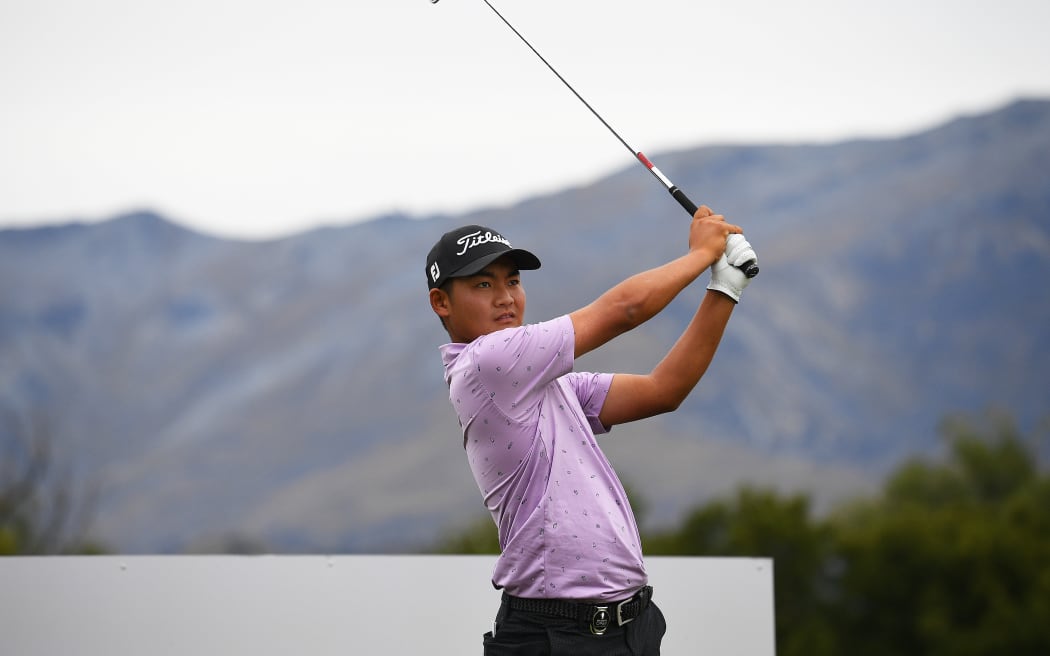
left=426, top=224, right=541, bottom=290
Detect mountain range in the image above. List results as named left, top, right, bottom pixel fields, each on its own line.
left=2, top=98, right=1048, bottom=553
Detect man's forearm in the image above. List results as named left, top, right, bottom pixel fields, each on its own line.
left=596, top=250, right=712, bottom=330
left=570, top=212, right=732, bottom=359
left=648, top=289, right=735, bottom=407
left=596, top=289, right=735, bottom=425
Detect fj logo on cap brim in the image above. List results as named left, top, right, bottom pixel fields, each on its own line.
left=430, top=262, right=440, bottom=283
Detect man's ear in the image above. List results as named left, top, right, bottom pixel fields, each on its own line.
left=429, top=287, right=451, bottom=318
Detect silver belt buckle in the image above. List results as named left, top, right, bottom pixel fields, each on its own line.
left=616, top=597, right=636, bottom=627
left=589, top=606, right=611, bottom=635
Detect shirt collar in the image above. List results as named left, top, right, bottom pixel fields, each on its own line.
left=439, top=341, right=467, bottom=372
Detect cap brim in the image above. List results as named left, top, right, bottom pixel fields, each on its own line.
left=451, top=248, right=542, bottom=279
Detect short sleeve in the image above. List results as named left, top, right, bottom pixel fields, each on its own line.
left=562, top=371, right=615, bottom=435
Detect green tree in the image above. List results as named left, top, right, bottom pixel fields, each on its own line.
left=1, top=410, right=105, bottom=555
left=646, top=487, right=838, bottom=656
left=831, top=413, right=1050, bottom=655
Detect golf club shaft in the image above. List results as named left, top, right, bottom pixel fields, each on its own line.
left=479, top=0, right=758, bottom=278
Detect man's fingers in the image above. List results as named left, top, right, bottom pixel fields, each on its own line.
left=724, top=223, right=743, bottom=234
left=693, top=205, right=714, bottom=219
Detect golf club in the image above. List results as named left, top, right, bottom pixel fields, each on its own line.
left=433, top=0, right=759, bottom=278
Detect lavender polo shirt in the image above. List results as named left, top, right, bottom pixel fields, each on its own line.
left=439, top=315, right=647, bottom=602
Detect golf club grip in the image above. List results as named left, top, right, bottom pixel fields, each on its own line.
left=669, top=187, right=759, bottom=279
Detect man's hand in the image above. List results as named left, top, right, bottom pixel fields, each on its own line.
left=707, top=234, right=757, bottom=302
left=690, top=206, right=742, bottom=267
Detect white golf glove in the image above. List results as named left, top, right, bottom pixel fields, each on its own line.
left=707, top=234, right=757, bottom=302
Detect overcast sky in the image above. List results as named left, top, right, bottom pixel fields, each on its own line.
left=3, top=0, right=1049, bottom=240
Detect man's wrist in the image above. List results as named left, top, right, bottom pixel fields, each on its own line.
left=706, top=282, right=741, bottom=303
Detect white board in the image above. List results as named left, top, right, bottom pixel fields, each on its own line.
left=0, top=555, right=774, bottom=655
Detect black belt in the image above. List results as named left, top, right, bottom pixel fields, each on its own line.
left=502, top=585, right=653, bottom=636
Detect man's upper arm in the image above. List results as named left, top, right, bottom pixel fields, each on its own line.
left=597, top=373, right=674, bottom=427
left=569, top=303, right=671, bottom=425
left=569, top=301, right=633, bottom=359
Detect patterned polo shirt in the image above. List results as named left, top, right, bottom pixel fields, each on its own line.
left=439, top=314, right=647, bottom=602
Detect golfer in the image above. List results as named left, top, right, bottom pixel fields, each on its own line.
left=426, top=207, right=757, bottom=655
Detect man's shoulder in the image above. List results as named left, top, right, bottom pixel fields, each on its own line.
left=477, top=316, right=572, bottom=355
left=439, top=341, right=468, bottom=371
left=441, top=316, right=574, bottom=378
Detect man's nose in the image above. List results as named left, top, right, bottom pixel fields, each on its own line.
left=494, top=284, right=513, bottom=305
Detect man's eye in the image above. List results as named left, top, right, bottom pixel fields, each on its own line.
left=476, top=281, right=491, bottom=288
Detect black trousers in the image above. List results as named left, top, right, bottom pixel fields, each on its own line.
left=482, top=596, right=666, bottom=655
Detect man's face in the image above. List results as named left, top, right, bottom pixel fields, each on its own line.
left=432, top=255, right=526, bottom=343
